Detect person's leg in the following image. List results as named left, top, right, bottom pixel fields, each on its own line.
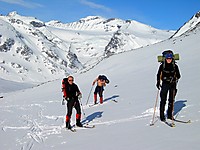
left=160, top=83, right=169, bottom=121
left=167, top=85, right=176, bottom=119
left=74, top=100, right=83, bottom=127
left=66, top=100, right=74, bottom=129
left=99, top=86, right=104, bottom=104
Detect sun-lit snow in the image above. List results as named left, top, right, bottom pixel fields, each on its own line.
left=0, top=11, right=200, bottom=150
left=0, top=12, right=174, bottom=83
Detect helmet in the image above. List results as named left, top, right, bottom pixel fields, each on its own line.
left=165, top=53, right=173, bottom=59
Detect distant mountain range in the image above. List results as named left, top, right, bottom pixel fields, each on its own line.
left=0, top=11, right=199, bottom=83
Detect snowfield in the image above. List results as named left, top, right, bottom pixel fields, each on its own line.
left=0, top=25, right=200, bottom=150
left=0, top=11, right=200, bottom=150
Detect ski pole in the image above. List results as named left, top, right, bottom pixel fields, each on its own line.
left=86, top=85, right=94, bottom=105
left=150, top=89, right=160, bottom=126
left=79, top=97, right=86, bottom=118
left=171, top=89, right=176, bottom=127
left=79, top=97, right=90, bottom=125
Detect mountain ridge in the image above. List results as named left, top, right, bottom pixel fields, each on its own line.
left=0, top=11, right=174, bottom=83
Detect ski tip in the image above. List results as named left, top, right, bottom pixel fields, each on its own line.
left=70, top=128, right=76, bottom=132
left=150, top=123, right=154, bottom=126
left=83, top=125, right=95, bottom=128
left=171, top=123, right=175, bottom=127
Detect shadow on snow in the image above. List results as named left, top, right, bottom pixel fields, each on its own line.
left=173, top=99, right=187, bottom=117
left=103, top=95, right=119, bottom=103
left=82, top=111, right=103, bottom=124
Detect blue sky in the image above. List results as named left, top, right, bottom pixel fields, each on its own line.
left=0, top=0, right=200, bottom=30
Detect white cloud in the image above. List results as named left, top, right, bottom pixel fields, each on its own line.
left=80, top=0, right=112, bottom=12
left=0, top=0, right=43, bottom=8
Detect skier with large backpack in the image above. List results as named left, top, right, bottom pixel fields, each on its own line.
left=156, top=50, right=181, bottom=122
left=62, top=76, right=83, bottom=129
left=92, top=75, right=109, bottom=104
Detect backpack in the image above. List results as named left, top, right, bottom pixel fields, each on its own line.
left=62, top=77, right=68, bottom=94
left=158, top=50, right=180, bottom=79
left=157, top=50, right=179, bottom=63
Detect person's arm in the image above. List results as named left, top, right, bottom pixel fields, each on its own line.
left=92, top=77, right=98, bottom=85
left=75, top=84, right=82, bottom=99
left=175, top=65, right=181, bottom=80
left=156, top=65, right=162, bottom=89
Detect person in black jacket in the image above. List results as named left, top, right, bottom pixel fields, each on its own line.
left=62, top=76, right=83, bottom=129
left=156, top=51, right=181, bottom=121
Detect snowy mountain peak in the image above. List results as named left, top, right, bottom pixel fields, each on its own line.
left=172, top=10, right=200, bottom=38
left=195, top=11, right=200, bottom=18
left=0, top=11, right=173, bottom=83
left=7, top=11, right=18, bottom=17
left=79, top=16, right=105, bottom=22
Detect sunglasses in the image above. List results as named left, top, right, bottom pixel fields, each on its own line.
left=68, top=79, right=74, bottom=82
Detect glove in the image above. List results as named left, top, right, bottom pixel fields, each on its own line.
left=156, top=81, right=160, bottom=90
left=62, top=97, right=67, bottom=105
left=64, top=96, right=70, bottom=101
left=78, top=93, right=82, bottom=100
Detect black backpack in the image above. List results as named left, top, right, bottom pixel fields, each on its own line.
left=162, top=50, right=175, bottom=66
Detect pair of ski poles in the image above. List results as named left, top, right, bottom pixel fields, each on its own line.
left=150, top=88, right=176, bottom=126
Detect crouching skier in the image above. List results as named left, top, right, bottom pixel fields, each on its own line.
left=62, top=76, right=83, bottom=129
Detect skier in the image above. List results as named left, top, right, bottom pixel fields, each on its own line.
left=62, top=76, right=83, bottom=129
left=92, top=75, right=109, bottom=104
left=156, top=50, right=181, bottom=121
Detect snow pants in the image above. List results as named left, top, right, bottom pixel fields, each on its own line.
left=66, top=98, right=81, bottom=122
left=94, top=85, right=104, bottom=103
left=160, top=82, right=177, bottom=119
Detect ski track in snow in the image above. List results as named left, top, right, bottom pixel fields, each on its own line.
left=1, top=100, right=157, bottom=149
left=1, top=94, right=194, bottom=150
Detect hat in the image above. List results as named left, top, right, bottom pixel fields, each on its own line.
left=165, top=53, right=173, bottom=59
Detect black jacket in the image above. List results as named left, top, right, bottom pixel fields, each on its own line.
left=157, top=61, right=181, bottom=83
left=64, top=82, right=80, bottom=99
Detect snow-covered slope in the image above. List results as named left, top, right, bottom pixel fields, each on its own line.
left=172, top=11, right=200, bottom=38
left=0, top=15, right=199, bottom=150
left=0, top=78, right=33, bottom=94
left=0, top=12, right=174, bottom=83
left=47, top=16, right=174, bottom=58
left=0, top=11, right=83, bottom=83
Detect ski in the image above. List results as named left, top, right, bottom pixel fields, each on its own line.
left=89, top=103, right=98, bottom=107
left=174, top=119, right=191, bottom=124
left=83, top=124, right=95, bottom=128
left=150, top=120, right=175, bottom=127
left=75, top=124, right=95, bottom=129
left=164, top=121, right=175, bottom=127
left=68, top=128, right=76, bottom=132
left=64, top=127, right=76, bottom=132
left=150, top=123, right=155, bottom=126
